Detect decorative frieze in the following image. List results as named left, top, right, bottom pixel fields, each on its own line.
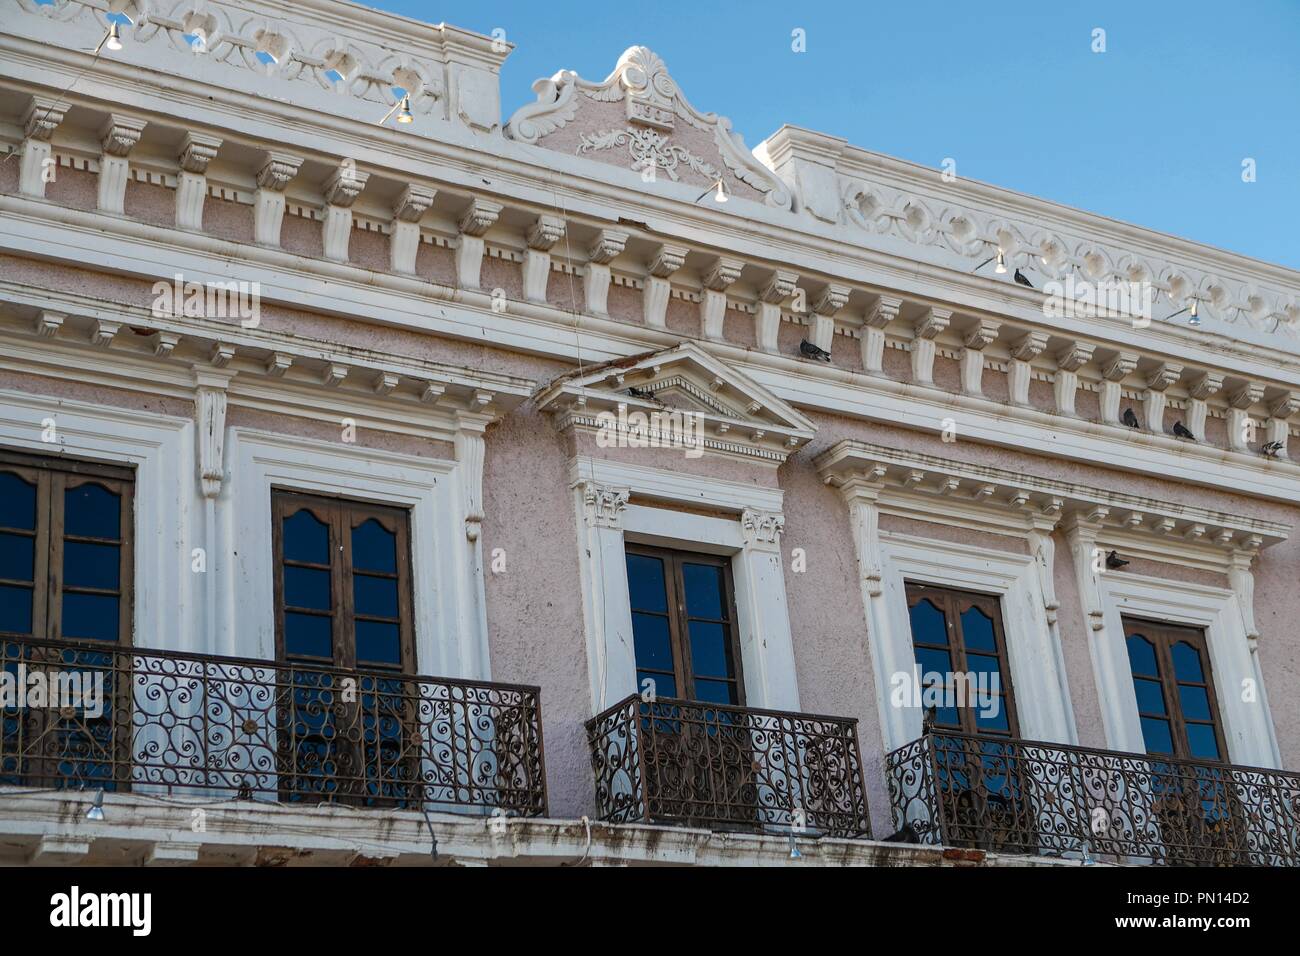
left=390, top=184, right=435, bottom=275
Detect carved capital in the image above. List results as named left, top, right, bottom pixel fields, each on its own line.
left=1101, top=351, right=1138, bottom=382
left=393, top=183, right=435, bottom=222
left=963, top=318, right=1001, bottom=350
left=527, top=214, right=566, bottom=251
left=751, top=269, right=795, bottom=304
left=812, top=283, right=851, bottom=316
left=1187, top=371, right=1224, bottom=400
left=256, top=151, right=303, bottom=191
left=458, top=198, right=503, bottom=237
left=702, top=255, right=742, bottom=291
left=864, top=295, right=903, bottom=329
left=588, top=229, right=628, bottom=264
left=99, top=114, right=147, bottom=157
left=323, top=163, right=369, bottom=207
left=741, top=508, right=786, bottom=547
left=913, top=307, right=950, bottom=340
left=579, top=481, right=630, bottom=529
left=1145, top=362, right=1183, bottom=392
left=647, top=243, right=688, bottom=278
left=1055, top=342, right=1095, bottom=372
left=22, top=97, right=66, bottom=141
left=177, top=132, right=222, bottom=173
left=1010, top=330, right=1049, bottom=361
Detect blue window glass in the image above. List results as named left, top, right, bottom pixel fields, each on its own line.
left=681, top=563, right=724, bottom=619
left=61, top=592, right=118, bottom=641
left=1171, top=642, right=1205, bottom=682
left=908, top=598, right=947, bottom=645
left=283, top=509, right=328, bottom=564
left=353, top=574, right=397, bottom=618
left=960, top=606, right=997, bottom=652
left=631, top=612, right=673, bottom=671
left=625, top=554, right=667, bottom=612
left=64, top=483, right=120, bottom=540
left=0, top=473, right=35, bottom=531
left=1127, top=635, right=1159, bottom=676
left=352, top=519, right=396, bottom=574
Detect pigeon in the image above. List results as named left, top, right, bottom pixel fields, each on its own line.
left=1261, top=440, right=1284, bottom=458
left=799, top=339, right=832, bottom=362
left=882, top=821, right=922, bottom=844
left=1121, top=408, right=1141, bottom=428
left=1013, top=268, right=1034, bottom=289
left=625, top=386, right=658, bottom=401
left=1105, top=550, right=1130, bottom=570
left=1172, top=420, right=1195, bottom=440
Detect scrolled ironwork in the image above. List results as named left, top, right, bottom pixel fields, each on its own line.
left=886, top=730, right=1300, bottom=865
left=0, top=635, right=547, bottom=817
left=586, top=694, right=870, bottom=838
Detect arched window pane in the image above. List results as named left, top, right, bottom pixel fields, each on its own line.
left=64, top=483, right=120, bottom=540
left=0, top=473, right=35, bottom=531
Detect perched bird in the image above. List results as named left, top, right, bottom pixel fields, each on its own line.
left=625, top=386, right=658, bottom=401
left=1013, top=268, right=1034, bottom=289
left=1121, top=408, right=1141, bottom=428
left=799, top=339, right=832, bottom=362
left=1172, top=420, right=1195, bottom=440
left=1261, top=440, right=1285, bottom=458
left=882, top=821, right=922, bottom=844
left=1105, top=550, right=1130, bottom=570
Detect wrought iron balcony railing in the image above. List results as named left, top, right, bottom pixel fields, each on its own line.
left=586, top=694, right=871, bottom=838
left=0, top=636, right=547, bottom=817
left=887, top=730, right=1300, bottom=865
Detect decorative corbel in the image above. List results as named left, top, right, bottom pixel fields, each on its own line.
left=700, top=256, right=742, bottom=341
left=254, top=151, right=303, bottom=246
left=390, top=184, right=435, bottom=274
left=1265, top=391, right=1298, bottom=453
left=97, top=114, right=147, bottom=214
left=34, top=311, right=65, bottom=338
left=175, top=132, right=222, bottom=231
left=454, top=199, right=503, bottom=291
left=1098, top=351, right=1138, bottom=427
left=1226, top=382, right=1264, bottom=452
left=1062, top=511, right=1109, bottom=634
left=644, top=244, right=687, bottom=329
left=193, top=367, right=236, bottom=498
left=584, top=229, right=628, bottom=317
left=321, top=162, right=370, bottom=261
left=1142, top=362, right=1183, bottom=433
left=454, top=416, right=491, bottom=541
left=1053, top=341, right=1095, bottom=418
left=810, top=283, right=850, bottom=354
left=1008, top=330, right=1048, bottom=406
left=751, top=269, right=796, bottom=352
left=1227, top=539, right=1263, bottom=646
left=522, top=214, right=566, bottom=303
left=861, top=295, right=902, bottom=375
left=959, top=318, right=1001, bottom=397
left=909, top=307, right=951, bottom=385
left=1185, top=371, right=1224, bottom=441
left=19, top=96, right=66, bottom=198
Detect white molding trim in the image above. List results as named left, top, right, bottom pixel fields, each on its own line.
left=567, top=456, right=797, bottom=714
left=0, top=389, right=194, bottom=653
left=874, top=532, right=1076, bottom=752
left=1093, top=572, right=1281, bottom=769
left=224, top=428, right=490, bottom=681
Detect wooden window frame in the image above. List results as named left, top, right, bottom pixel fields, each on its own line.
left=0, top=448, right=134, bottom=646
left=1122, top=616, right=1228, bottom=763
left=625, top=543, right=745, bottom=705
left=271, top=488, right=416, bottom=674
left=904, top=581, right=1019, bottom=738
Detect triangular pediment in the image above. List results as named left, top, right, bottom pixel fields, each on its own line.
left=536, top=342, right=816, bottom=463
left=505, top=46, right=792, bottom=210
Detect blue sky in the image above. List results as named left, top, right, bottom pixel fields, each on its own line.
left=368, top=1, right=1298, bottom=270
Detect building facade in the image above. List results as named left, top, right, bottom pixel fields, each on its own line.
left=0, top=0, right=1296, bottom=867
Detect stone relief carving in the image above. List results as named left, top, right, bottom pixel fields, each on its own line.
left=506, top=46, right=792, bottom=210
left=577, top=127, right=719, bottom=182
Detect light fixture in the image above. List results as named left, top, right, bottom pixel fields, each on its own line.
left=85, top=789, right=105, bottom=821
left=1188, top=298, right=1200, bottom=326
left=994, top=249, right=1007, bottom=274
left=106, top=22, right=123, bottom=51
left=788, top=832, right=802, bottom=860
left=694, top=177, right=728, bottom=204
left=377, top=93, right=414, bottom=126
